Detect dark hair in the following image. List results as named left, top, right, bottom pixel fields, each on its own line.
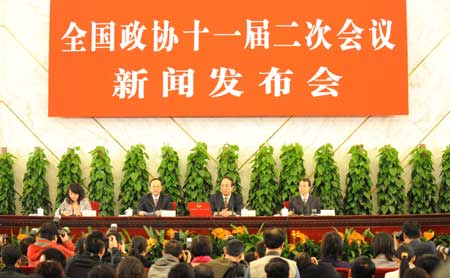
left=41, top=248, right=66, bottom=267
left=194, top=264, right=214, bottom=278
left=222, top=176, right=235, bottom=186
left=320, top=231, right=343, bottom=258
left=129, top=236, right=147, bottom=257
left=39, top=222, right=58, bottom=241
left=396, top=245, right=415, bottom=278
left=116, top=256, right=145, bottom=278
left=264, top=257, right=290, bottom=278
left=85, top=231, right=106, bottom=254
left=88, top=264, right=115, bottom=278
left=66, top=183, right=86, bottom=204
left=1, top=245, right=21, bottom=266
left=263, top=228, right=286, bottom=249
left=35, top=261, right=64, bottom=278
left=414, top=254, right=441, bottom=275
left=402, top=220, right=421, bottom=239
left=351, top=256, right=375, bottom=278
left=168, top=263, right=195, bottom=278
left=299, top=178, right=312, bottom=187
left=19, top=236, right=36, bottom=256
left=226, top=239, right=244, bottom=257
left=244, top=252, right=256, bottom=263
left=106, top=230, right=123, bottom=244
left=149, top=177, right=162, bottom=186
left=191, top=235, right=213, bottom=257
left=295, top=252, right=312, bottom=272
left=403, top=267, right=430, bottom=278
left=372, top=232, right=396, bottom=261
left=255, top=240, right=266, bottom=258
left=75, top=236, right=86, bottom=255
left=164, top=240, right=183, bottom=257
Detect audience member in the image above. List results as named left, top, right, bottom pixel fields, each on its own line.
left=319, top=231, right=350, bottom=268
left=264, top=257, right=290, bottom=278
left=245, top=228, right=299, bottom=278
left=194, top=264, right=215, bottom=278
left=399, top=221, right=436, bottom=257
left=0, top=245, right=27, bottom=278
left=35, top=261, right=64, bottom=278
left=168, top=263, right=195, bottom=278
left=385, top=245, right=415, bottom=278
left=116, top=256, right=145, bottom=278
left=88, top=264, right=115, bottom=278
left=208, top=239, right=246, bottom=278
left=148, top=240, right=183, bottom=278
left=129, top=235, right=152, bottom=268
left=371, top=232, right=397, bottom=268
left=403, top=267, right=429, bottom=278
left=40, top=248, right=67, bottom=268
left=190, top=235, right=213, bottom=266
left=350, top=256, right=375, bottom=278
left=414, top=254, right=441, bottom=276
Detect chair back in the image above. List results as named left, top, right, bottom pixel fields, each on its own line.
left=89, top=201, right=101, bottom=215
left=283, top=201, right=290, bottom=208
left=335, top=267, right=350, bottom=278
left=171, top=201, right=177, bottom=210
left=374, top=267, right=398, bottom=278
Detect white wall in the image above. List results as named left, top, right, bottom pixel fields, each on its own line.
left=0, top=0, right=449, bottom=214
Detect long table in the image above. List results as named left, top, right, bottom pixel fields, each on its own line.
left=1, top=214, right=450, bottom=240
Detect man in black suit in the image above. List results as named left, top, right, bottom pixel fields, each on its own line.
left=209, top=176, right=243, bottom=216
left=137, top=178, right=173, bottom=216
left=288, top=178, right=321, bottom=215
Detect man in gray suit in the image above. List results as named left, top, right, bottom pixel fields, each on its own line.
left=288, top=178, right=321, bottom=215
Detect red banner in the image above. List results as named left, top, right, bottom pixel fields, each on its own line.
left=49, top=0, right=408, bottom=117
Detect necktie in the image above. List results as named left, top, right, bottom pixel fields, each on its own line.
left=154, top=197, right=158, bottom=207
left=224, top=196, right=229, bottom=208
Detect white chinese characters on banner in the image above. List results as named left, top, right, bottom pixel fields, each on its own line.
left=162, top=68, right=195, bottom=98
left=113, top=68, right=148, bottom=99
left=259, top=67, right=293, bottom=97
left=209, top=67, right=244, bottom=98
left=307, top=67, right=343, bottom=97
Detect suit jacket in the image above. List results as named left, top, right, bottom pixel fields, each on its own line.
left=209, top=192, right=243, bottom=215
left=407, top=238, right=437, bottom=257
left=289, top=195, right=321, bottom=215
left=137, top=193, right=173, bottom=214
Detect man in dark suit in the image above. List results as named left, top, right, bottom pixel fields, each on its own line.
left=210, top=176, right=243, bottom=216
left=288, top=178, right=321, bottom=215
left=137, top=177, right=173, bottom=216
left=401, top=220, right=437, bottom=257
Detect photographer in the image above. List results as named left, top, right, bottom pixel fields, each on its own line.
left=27, top=222, right=75, bottom=267
left=395, top=220, right=437, bottom=258
left=103, top=230, right=125, bottom=267
left=148, top=240, right=184, bottom=278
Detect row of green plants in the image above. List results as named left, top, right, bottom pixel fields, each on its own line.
left=0, top=144, right=449, bottom=216
left=7, top=225, right=449, bottom=264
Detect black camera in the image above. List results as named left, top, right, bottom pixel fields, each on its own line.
left=393, top=231, right=404, bottom=242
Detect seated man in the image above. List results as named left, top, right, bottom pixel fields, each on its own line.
left=288, top=178, right=321, bottom=215
left=137, top=177, right=173, bottom=216
left=209, top=177, right=243, bottom=216
left=398, top=220, right=437, bottom=257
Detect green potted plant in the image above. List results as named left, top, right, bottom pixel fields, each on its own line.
left=88, top=146, right=115, bottom=216
left=312, top=144, right=343, bottom=214
left=376, top=145, right=405, bottom=214
left=0, top=150, right=16, bottom=215
left=247, top=144, right=278, bottom=216
left=439, top=146, right=450, bottom=212
left=215, top=144, right=242, bottom=195
left=20, top=148, right=52, bottom=215
left=183, top=142, right=213, bottom=206
left=344, top=145, right=372, bottom=215
left=119, top=144, right=149, bottom=213
left=56, top=147, right=83, bottom=207
left=279, top=143, right=305, bottom=205
left=407, top=145, right=437, bottom=214
left=158, top=145, right=185, bottom=215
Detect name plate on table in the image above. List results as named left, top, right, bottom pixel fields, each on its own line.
left=320, top=210, right=336, bottom=216
left=241, top=209, right=256, bottom=217
left=81, top=210, right=97, bottom=217
left=160, top=210, right=176, bottom=217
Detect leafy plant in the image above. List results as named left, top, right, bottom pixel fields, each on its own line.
left=215, top=144, right=242, bottom=194
left=337, top=228, right=374, bottom=262
left=158, top=145, right=185, bottom=215
left=88, top=146, right=115, bottom=216
left=183, top=142, right=213, bottom=206
left=344, top=145, right=372, bottom=215
left=312, top=144, right=344, bottom=214
left=247, top=144, right=278, bottom=216
left=21, top=148, right=52, bottom=215
left=407, top=145, right=437, bottom=214
left=0, top=151, right=16, bottom=214
left=56, top=147, right=83, bottom=207
left=119, top=144, right=149, bottom=213
left=279, top=143, right=305, bottom=205
left=439, top=146, right=450, bottom=212
left=376, top=145, right=406, bottom=214
left=143, top=226, right=166, bottom=264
